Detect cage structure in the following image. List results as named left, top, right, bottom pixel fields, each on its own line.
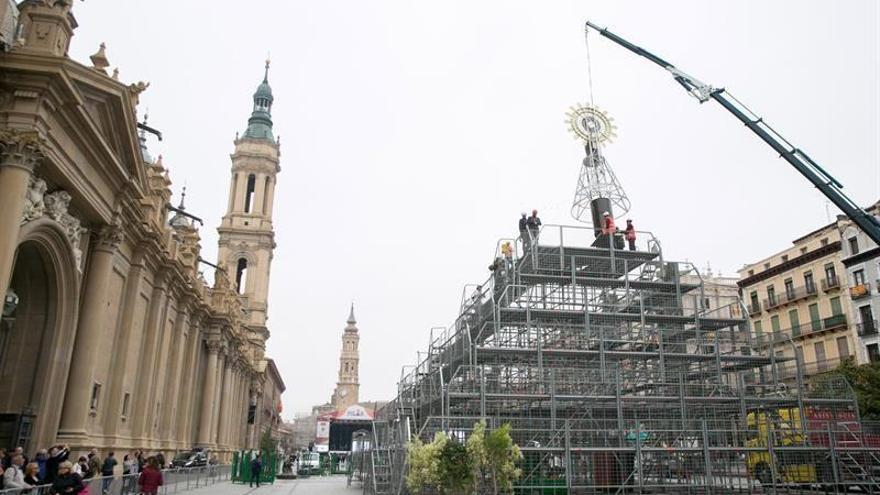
left=362, top=225, right=880, bottom=494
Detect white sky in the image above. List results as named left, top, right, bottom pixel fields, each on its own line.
left=68, top=1, right=879, bottom=416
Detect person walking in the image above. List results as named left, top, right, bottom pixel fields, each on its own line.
left=624, top=219, right=637, bottom=251
left=518, top=212, right=529, bottom=255
left=100, top=451, right=116, bottom=494
left=87, top=450, right=101, bottom=479
left=122, top=454, right=137, bottom=495
left=4, top=454, right=32, bottom=489
left=46, top=444, right=70, bottom=484
left=137, top=458, right=162, bottom=495
left=51, top=461, right=85, bottom=494
left=73, top=456, right=89, bottom=477
left=249, top=453, right=263, bottom=488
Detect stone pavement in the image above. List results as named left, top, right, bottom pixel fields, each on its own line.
left=182, top=475, right=363, bottom=494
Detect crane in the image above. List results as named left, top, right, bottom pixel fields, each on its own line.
left=584, top=21, right=880, bottom=245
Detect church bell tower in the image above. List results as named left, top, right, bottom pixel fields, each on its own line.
left=217, top=60, right=280, bottom=352
left=332, top=305, right=360, bottom=411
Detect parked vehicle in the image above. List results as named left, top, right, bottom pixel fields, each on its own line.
left=171, top=449, right=209, bottom=468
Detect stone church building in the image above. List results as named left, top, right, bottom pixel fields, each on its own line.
left=0, top=0, right=284, bottom=458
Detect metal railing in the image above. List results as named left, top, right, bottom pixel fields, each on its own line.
left=821, top=275, right=840, bottom=291
left=0, top=465, right=231, bottom=495
left=756, top=314, right=848, bottom=347
left=857, top=320, right=879, bottom=337
left=762, top=284, right=818, bottom=310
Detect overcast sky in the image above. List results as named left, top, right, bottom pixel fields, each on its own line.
left=68, top=1, right=879, bottom=416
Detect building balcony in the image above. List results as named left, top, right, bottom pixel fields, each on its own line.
left=748, top=302, right=761, bottom=316
left=857, top=320, right=878, bottom=337
left=754, top=314, right=848, bottom=347
left=821, top=276, right=840, bottom=292
left=849, top=283, right=872, bottom=300
left=762, top=285, right=818, bottom=310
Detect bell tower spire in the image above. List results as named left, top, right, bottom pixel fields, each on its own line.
left=217, top=61, right=281, bottom=355
left=332, top=304, right=360, bottom=411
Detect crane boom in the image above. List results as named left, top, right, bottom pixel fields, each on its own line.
left=585, top=21, right=880, bottom=245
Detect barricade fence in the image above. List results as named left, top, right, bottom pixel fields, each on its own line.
left=0, top=464, right=231, bottom=495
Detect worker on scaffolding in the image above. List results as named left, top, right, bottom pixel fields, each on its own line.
left=624, top=219, right=637, bottom=251
left=518, top=212, right=529, bottom=255
left=526, top=209, right=542, bottom=250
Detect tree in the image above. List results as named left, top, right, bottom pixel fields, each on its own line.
left=468, top=421, right=523, bottom=494
left=438, top=437, right=475, bottom=494
left=260, top=427, right=278, bottom=453
left=836, top=359, right=880, bottom=420
left=406, top=432, right=446, bottom=493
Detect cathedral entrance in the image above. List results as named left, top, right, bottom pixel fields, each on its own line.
left=0, top=224, right=80, bottom=452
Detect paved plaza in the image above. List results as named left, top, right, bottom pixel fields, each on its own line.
left=185, top=476, right=362, bottom=494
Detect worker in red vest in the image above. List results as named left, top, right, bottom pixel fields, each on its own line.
left=625, top=219, right=637, bottom=251
left=602, top=211, right=616, bottom=235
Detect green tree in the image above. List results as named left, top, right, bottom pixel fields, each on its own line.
left=260, top=428, right=278, bottom=453
left=438, top=438, right=474, bottom=494
left=406, top=432, right=446, bottom=493
left=466, top=421, right=523, bottom=494
left=836, top=359, right=880, bottom=420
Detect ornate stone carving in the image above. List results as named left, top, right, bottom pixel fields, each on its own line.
left=44, top=190, right=87, bottom=269
left=205, top=339, right=223, bottom=355
left=20, top=175, right=47, bottom=224
left=95, top=221, right=124, bottom=250
left=0, top=129, right=44, bottom=172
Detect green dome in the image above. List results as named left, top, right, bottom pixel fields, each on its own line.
left=243, top=60, right=275, bottom=142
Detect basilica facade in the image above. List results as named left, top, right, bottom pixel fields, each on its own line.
left=0, top=0, right=284, bottom=459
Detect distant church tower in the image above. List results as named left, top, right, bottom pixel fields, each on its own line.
left=217, top=60, right=280, bottom=355
left=332, top=305, right=360, bottom=411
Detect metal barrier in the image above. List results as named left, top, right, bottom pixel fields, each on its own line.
left=0, top=465, right=232, bottom=495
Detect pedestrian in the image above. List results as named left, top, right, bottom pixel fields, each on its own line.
left=155, top=453, right=165, bottom=470
left=87, top=450, right=101, bottom=479
left=46, top=444, right=70, bottom=484
left=137, top=458, right=162, bottom=495
left=74, top=456, right=89, bottom=477
left=100, top=451, right=116, bottom=494
left=624, top=219, right=636, bottom=251
left=122, top=454, right=137, bottom=494
left=4, top=454, right=31, bottom=489
left=0, top=448, right=7, bottom=469
left=35, top=449, right=49, bottom=480
left=24, top=461, right=41, bottom=486
left=249, top=453, right=263, bottom=488
left=518, top=212, right=529, bottom=255
left=135, top=451, right=145, bottom=474
left=52, top=461, right=86, bottom=494
left=526, top=209, right=542, bottom=246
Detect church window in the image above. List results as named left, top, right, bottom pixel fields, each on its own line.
left=236, top=258, right=248, bottom=294
left=244, top=174, right=256, bottom=213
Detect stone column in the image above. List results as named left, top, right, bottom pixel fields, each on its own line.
left=131, top=270, right=170, bottom=441
left=253, top=174, right=266, bottom=215
left=217, top=361, right=234, bottom=448
left=58, top=223, right=123, bottom=440
left=103, top=249, right=145, bottom=438
left=210, top=350, right=227, bottom=445
left=0, top=130, right=42, bottom=297
left=160, top=306, right=189, bottom=443
left=196, top=340, right=221, bottom=446
left=178, top=315, right=203, bottom=443
left=265, top=178, right=276, bottom=219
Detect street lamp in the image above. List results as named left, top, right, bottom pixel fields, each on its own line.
left=3, top=288, right=18, bottom=318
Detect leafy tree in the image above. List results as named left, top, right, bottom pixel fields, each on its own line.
left=466, top=421, right=522, bottom=494
left=406, top=432, right=446, bottom=493
left=260, top=428, right=278, bottom=453
left=836, top=359, right=880, bottom=420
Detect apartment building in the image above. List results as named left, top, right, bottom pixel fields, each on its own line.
left=738, top=221, right=856, bottom=378
left=839, top=201, right=880, bottom=363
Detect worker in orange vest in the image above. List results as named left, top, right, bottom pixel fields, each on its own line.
left=602, top=211, right=616, bottom=235
left=625, top=219, right=637, bottom=251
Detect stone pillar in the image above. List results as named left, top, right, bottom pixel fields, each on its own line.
left=265, top=178, right=276, bottom=219
left=58, top=223, right=123, bottom=440
left=0, top=130, right=42, bottom=297
left=160, top=306, right=189, bottom=443
left=217, top=361, right=234, bottom=448
left=252, top=174, right=266, bottom=215
left=178, top=316, right=203, bottom=443
left=103, top=249, right=145, bottom=438
left=210, top=350, right=227, bottom=445
left=131, top=271, right=170, bottom=441
left=197, top=340, right=221, bottom=446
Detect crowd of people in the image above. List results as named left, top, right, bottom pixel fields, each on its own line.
left=0, top=445, right=165, bottom=494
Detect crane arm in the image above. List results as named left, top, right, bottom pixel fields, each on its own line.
left=585, top=21, right=880, bottom=245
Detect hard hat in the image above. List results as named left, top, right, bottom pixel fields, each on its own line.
left=603, top=211, right=610, bottom=216
left=521, top=212, right=527, bottom=216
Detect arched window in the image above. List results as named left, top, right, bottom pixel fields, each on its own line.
left=235, top=258, right=248, bottom=294
left=244, top=174, right=256, bottom=213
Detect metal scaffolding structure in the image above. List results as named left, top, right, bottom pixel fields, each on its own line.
left=362, top=225, right=880, bottom=494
